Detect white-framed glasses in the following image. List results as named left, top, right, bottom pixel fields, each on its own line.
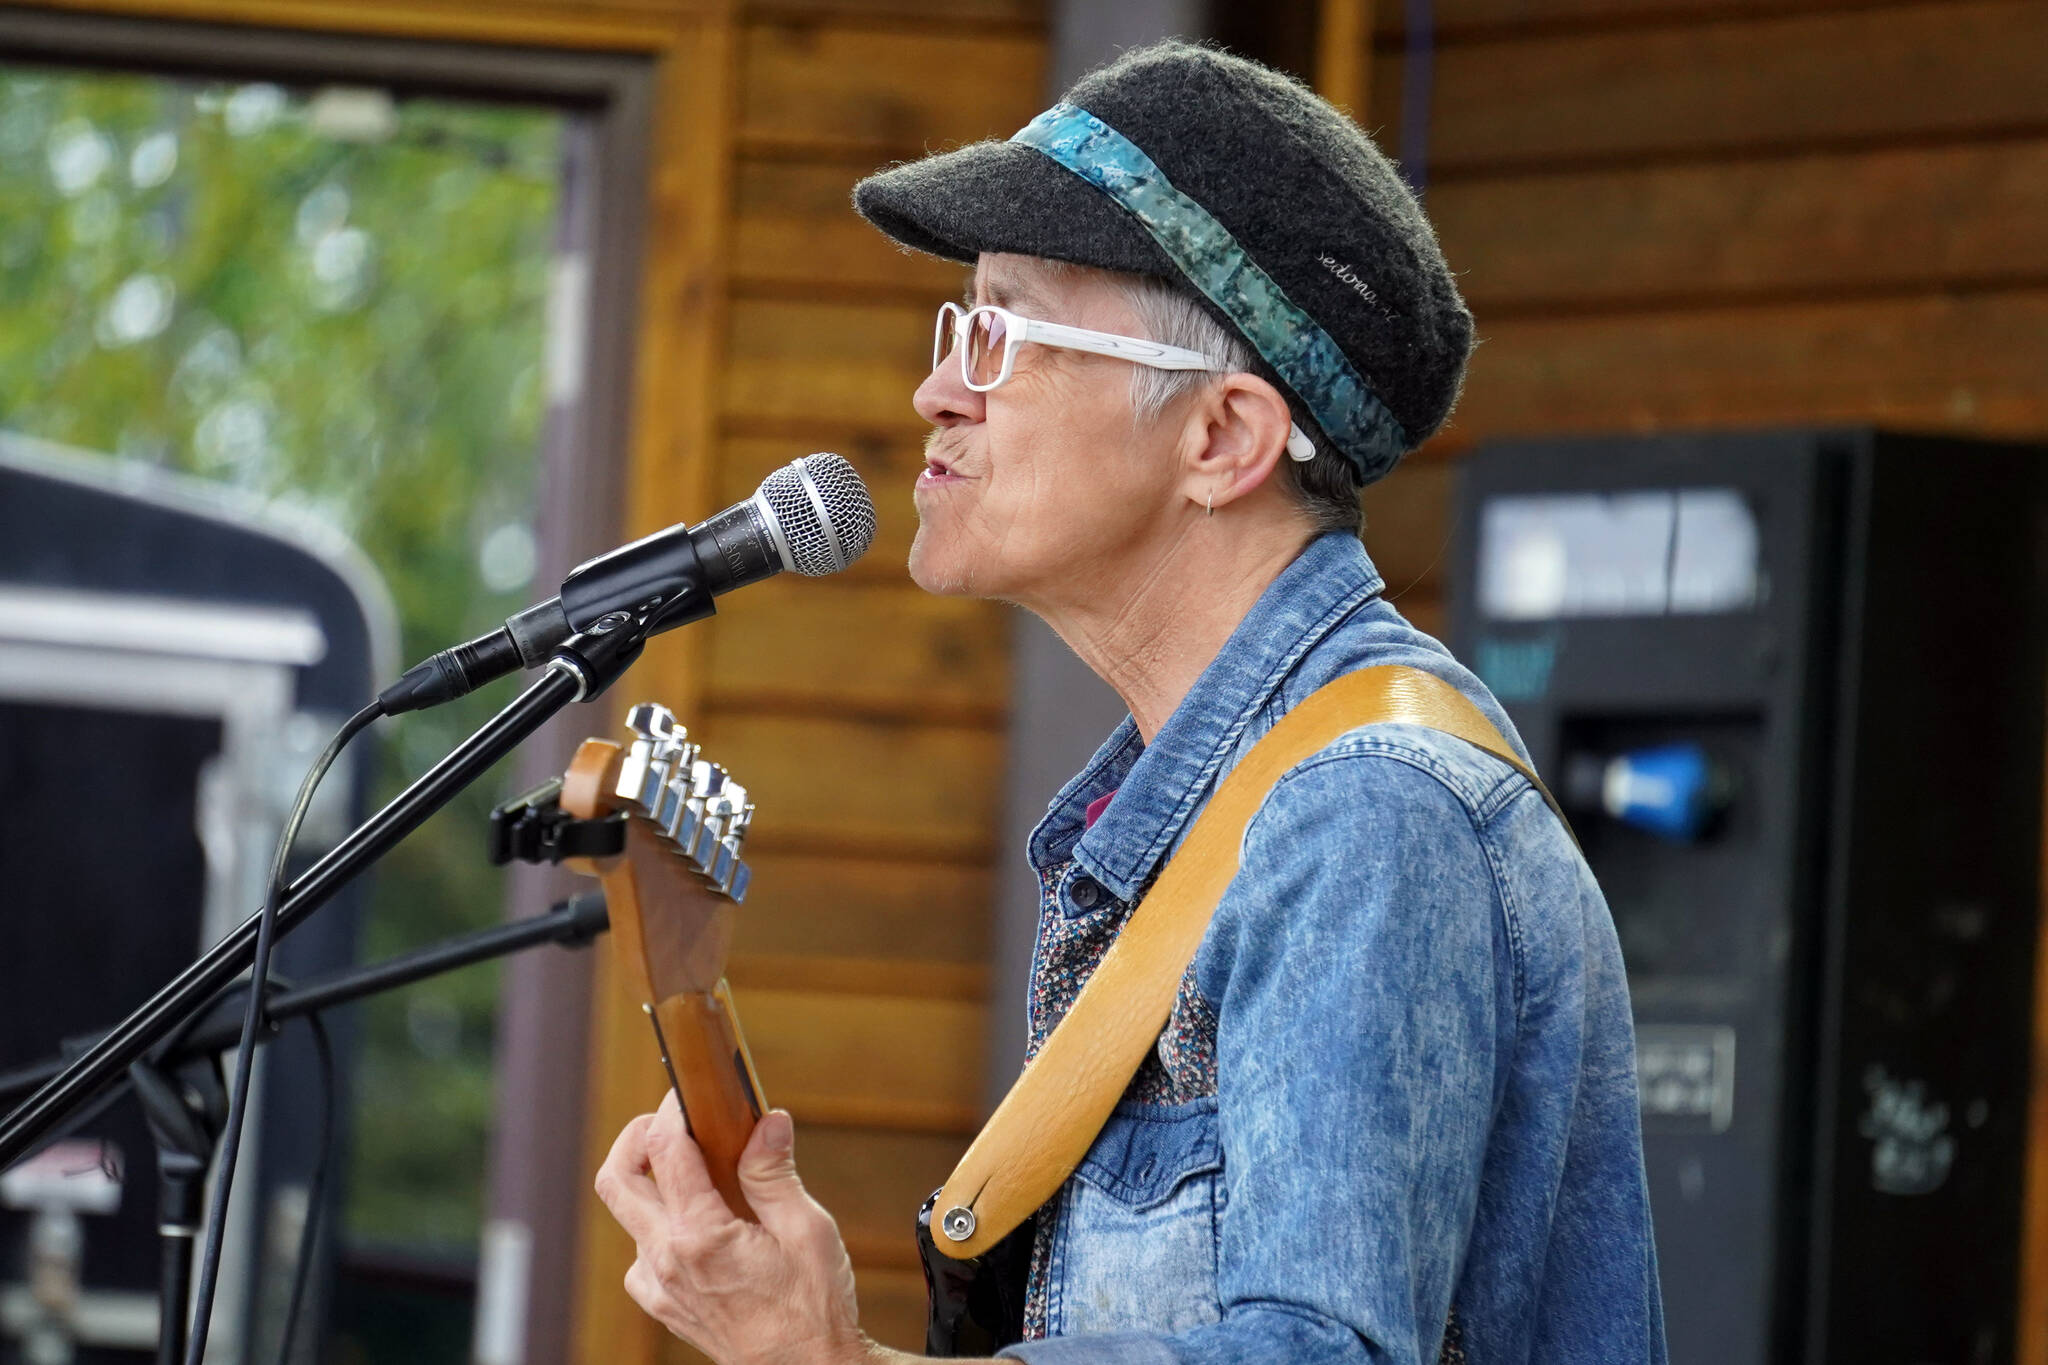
left=932, top=301, right=1316, bottom=460
left=934, top=301, right=1225, bottom=392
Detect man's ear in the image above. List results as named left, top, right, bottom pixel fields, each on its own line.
left=1180, top=372, right=1295, bottom=513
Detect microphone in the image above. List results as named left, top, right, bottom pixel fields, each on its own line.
left=379, top=453, right=876, bottom=714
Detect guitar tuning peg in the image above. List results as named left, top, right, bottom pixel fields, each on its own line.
left=616, top=706, right=673, bottom=815
left=707, top=793, right=753, bottom=898
left=617, top=704, right=695, bottom=816
left=693, top=761, right=727, bottom=799
left=684, top=762, right=729, bottom=873
left=634, top=744, right=675, bottom=814
left=625, top=702, right=677, bottom=742
left=696, top=780, right=746, bottom=883
left=656, top=748, right=700, bottom=849
left=715, top=780, right=747, bottom=820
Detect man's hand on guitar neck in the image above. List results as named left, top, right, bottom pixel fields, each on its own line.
left=595, top=1092, right=980, bottom=1365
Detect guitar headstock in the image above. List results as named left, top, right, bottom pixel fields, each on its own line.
left=564, top=702, right=754, bottom=902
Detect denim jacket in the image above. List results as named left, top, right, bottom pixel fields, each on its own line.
left=996, top=532, right=1666, bottom=1365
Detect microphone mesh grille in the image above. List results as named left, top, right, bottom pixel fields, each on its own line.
left=760, top=453, right=877, bottom=576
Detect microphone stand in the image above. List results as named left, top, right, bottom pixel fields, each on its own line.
left=0, top=602, right=653, bottom=1172
left=0, top=891, right=612, bottom=1365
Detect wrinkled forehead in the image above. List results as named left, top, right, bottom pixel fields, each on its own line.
left=970, top=252, right=1135, bottom=331
left=969, top=253, right=1058, bottom=311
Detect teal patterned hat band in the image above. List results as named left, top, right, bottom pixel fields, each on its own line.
left=1011, top=102, right=1408, bottom=482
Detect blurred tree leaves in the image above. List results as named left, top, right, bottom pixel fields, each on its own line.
left=0, top=65, right=563, bottom=1252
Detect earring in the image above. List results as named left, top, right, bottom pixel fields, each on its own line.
left=1205, top=490, right=1213, bottom=517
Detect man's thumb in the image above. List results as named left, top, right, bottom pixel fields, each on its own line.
left=737, top=1110, right=804, bottom=1222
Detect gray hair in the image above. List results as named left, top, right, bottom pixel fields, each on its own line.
left=1107, top=271, right=1364, bottom=535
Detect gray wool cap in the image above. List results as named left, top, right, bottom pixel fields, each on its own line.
left=852, top=39, right=1473, bottom=486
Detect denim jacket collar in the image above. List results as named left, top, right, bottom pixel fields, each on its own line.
left=1030, top=532, right=1385, bottom=904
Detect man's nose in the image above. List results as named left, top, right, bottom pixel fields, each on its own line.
left=914, top=352, right=986, bottom=429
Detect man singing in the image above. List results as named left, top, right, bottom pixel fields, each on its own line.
left=595, top=40, right=1664, bottom=1364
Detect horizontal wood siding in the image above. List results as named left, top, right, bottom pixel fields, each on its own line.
left=739, top=22, right=1044, bottom=155
left=733, top=986, right=986, bottom=1130
left=703, top=578, right=1009, bottom=722
left=698, top=711, right=1006, bottom=857
left=756, top=0, right=1035, bottom=22
left=1431, top=139, right=2048, bottom=313
left=1372, top=0, right=2048, bottom=172
left=734, top=158, right=965, bottom=293
left=1335, top=0, right=2048, bottom=1350
left=724, top=296, right=933, bottom=426
left=1460, top=289, right=2048, bottom=437
left=1371, top=0, right=1914, bottom=38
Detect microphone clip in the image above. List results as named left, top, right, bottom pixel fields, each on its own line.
left=547, top=596, right=665, bottom=702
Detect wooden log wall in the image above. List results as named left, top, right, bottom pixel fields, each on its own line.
left=1329, top=0, right=2048, bottom=1353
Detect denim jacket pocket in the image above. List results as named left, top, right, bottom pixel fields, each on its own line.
left=1050, top=1098, right=1225, bottom=1338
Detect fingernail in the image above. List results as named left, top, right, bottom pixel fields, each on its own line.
left=763, top=1109, right=793, bottom=1153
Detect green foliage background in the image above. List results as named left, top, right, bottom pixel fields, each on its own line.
left=0, top=65, right=564, bottom=1252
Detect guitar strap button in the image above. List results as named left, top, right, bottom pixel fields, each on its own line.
left=940, top=1206, right=976, bottom=1242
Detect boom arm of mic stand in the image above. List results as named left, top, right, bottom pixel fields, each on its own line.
left=199, top=892, right=610, bottom=1062
left=0, top=892, right=612, bottom=1106
left=0, top=610, right=649, bottom=1170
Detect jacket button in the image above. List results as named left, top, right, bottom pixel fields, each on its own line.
left=1070, top=877, right=1102, bottom=910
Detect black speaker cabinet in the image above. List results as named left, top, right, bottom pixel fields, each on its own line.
left=1449, top=429, right=2048, bottom=1365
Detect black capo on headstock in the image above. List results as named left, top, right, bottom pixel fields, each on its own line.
left=489, top=778, right=627, bottom=866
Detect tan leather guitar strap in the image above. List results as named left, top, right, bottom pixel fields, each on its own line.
left=928, top=664, right=1568, bottom=1260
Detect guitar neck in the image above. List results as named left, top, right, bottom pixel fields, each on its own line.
left=645, top=981, right=765, bottom=1218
